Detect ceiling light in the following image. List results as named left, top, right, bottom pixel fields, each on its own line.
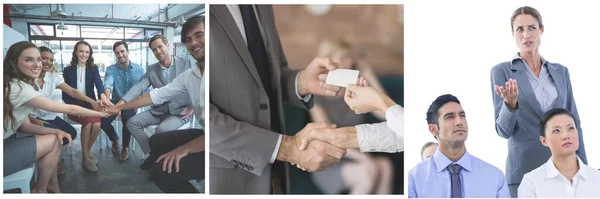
left=51, top=4, right=68, bottom=18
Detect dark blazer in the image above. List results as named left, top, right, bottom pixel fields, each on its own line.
left=490, top=55, right=587, bottom=186
left=62, top=65, right=105, bottom=109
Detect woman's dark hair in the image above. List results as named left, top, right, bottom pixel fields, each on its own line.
left=3, top=41, right=40, bottom=131
left=69, top=40, right=95, bottom=69
left=539, top=108, right=575, bottom=137
left=511, top=6, right=543, bottom=31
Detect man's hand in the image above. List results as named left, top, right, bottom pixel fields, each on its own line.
left=181, top=106, right=194, bottom=119
left=156, top=145, right=190, bottom=174
left=276, top=122, right=346, bottom=172
left=297, top=57, right=342, bottom=97
left=106, top=105, right=121, bottom=115
left=297, top=126, right=358, bottom=151
left=345, top=77, right=395, bottom=114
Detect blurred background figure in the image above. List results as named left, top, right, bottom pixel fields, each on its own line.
left=272, top=4, right=404, bottom=194
left=420, top=142, right=438, bottom=160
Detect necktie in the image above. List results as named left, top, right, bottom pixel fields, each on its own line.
left=239, top=5, right=281, bottom=133
left=448, top=164, right=463, bottom=198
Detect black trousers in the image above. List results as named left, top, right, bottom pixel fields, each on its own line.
left=149, top=129, right=205, bottom=193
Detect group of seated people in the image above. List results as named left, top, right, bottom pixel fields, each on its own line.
left=409, top=94, right=600, bottom=198
left=3, top=15, right=206, bottom=193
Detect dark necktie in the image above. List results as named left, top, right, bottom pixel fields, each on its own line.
left=448, top=164, right=463, bottom=198
left=239, top=5, right=285, bottom=194
left=239, top=5, right=281, bottom=133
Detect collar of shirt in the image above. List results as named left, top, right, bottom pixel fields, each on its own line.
left=117, top=61, right=133, bottom=71
left=545, top=156, right=588, bottom=180
left=226, top=4, right=248, bottom=46
left=160, top=56, right=174, bottom=70
left=510, top=53, right=552, bottom=69
left=432, top=148, right=473, bottom=173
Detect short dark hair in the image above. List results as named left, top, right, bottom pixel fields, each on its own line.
left=426, top=94, right=461, bottom=125
left=181, top=15, right=205, bottom=43
left=39, top=46, right=53, bottom=54
left=539, top=108, right=575, bottom=137
left=149, top=34, right=168, bottom=47
left=112, top=41, right=128, bottom=52
left=421, top=142, right=438, bottom=158
left=511, top=6, right=543, bottom=31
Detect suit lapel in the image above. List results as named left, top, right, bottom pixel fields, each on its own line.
left=511, top=62, right=544, bottom=117
left=547, top=63, right=566, bottom=108
left=212, top=5, right=264, bottom=89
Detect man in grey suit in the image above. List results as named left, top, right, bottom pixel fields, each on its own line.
left=210, top=5, right=347, bottom=194
left=119, top=35, right=193, bottom=170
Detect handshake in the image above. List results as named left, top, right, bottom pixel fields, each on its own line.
left=276, top=122, right=356, bottom=172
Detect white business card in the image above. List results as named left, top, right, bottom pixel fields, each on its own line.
left=325, top=69, right=360, bottom=87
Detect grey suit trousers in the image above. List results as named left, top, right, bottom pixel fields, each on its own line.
left=127, top=109, right=189, bottom=154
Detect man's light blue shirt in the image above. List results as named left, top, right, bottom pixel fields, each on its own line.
left=104, top=61, right=145, bottom=101
left=408, top=149, right=510, bottom=198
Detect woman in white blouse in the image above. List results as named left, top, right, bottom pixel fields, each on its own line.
left=3, top=41, right=108, bottom=193
left=518, top=108, right=600, bottom=198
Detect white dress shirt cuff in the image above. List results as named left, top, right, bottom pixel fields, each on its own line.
left=385, top=104, right=404, bottom=137
left=269, top=134, right=283, bottom=163
left=295, top=72, right=312, bottom=103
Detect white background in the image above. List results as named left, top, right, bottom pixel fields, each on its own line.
left=404, top=0, right=600, bottom=177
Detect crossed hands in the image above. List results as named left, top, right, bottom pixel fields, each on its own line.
left=90, top=98, right=117, bottom=118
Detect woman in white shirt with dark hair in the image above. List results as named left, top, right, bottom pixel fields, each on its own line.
left=3, top=41, right=108, bottom=193
left=518, top=108, right=600, bottom=198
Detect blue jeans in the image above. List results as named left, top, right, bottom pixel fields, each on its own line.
left=100, top=109, right=135, bottom=147
left=40, top=116, right=78, bottom=146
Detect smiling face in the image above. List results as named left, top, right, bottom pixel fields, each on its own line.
left=76, top=43, right=91, bottom=64
left=40, top=51, right=55, bottom=72
left=540, top=114, right=579, bottom=157
left=429, top=102, right=468, bottom=145
left=113, top=44, right=129, bottom=65
left=183, top=22, right=205, bottom=62
left=512, top=14, right=544, bottom=54
left=150, top=38, right=170, bottom=62
left=18, top=47, right=42, bottom=78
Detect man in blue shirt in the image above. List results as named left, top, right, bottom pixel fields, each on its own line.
left=101, top=41, right=146, bottom=161
left=408, top=94, right=510, bottom=198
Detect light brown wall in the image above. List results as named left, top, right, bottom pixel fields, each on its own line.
left=273, top=5, right=403, bottom=76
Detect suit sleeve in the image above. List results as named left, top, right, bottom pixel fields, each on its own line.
left=490, top=65, right=519, bottom=139
left=93, top=66, right=105, bottom=99
left=267, top=6, right=313, bottom=109
left=122, top=65, right=152, bottom=102
left=61, top=69, right=75, bottom=105
left=564, top=68, right=587, bottom=164
left=209, top=103, right=281, bottom=177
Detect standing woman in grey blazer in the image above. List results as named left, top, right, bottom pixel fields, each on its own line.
left=490, top=6, right=587, bottom=198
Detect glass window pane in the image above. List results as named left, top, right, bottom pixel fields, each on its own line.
left=60, top=40, right=77, bottom=68
left=145, top=29, right=162, bottom=37
left=56, top=25, right=81, bottom=38
left=81, top=26, right=124, bottom=39
left=125, top=28, right=144, bottom=39
left=29, top=24, right=55, bottom=36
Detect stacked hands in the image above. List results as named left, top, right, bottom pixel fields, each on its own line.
left=279, top=58, right=397, bottom=172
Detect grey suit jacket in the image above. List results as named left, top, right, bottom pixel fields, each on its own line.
left=122, top=56, right=192, bottom=116
left=490, top=56, right=587, bottom=185
left=209, top=5, right=311, bottom=194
